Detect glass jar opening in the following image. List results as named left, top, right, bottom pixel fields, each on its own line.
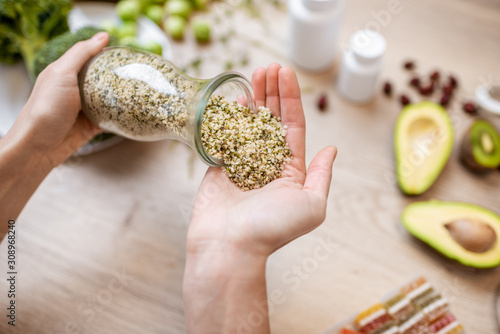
left=194, top=71, right=256, bottom=167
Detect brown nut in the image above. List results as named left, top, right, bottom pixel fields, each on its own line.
left=445, top=219, right=497, bottom=253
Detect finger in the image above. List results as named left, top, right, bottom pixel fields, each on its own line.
left=65, top=113, right=103, bottom=151
left=265, top=63, right=282, bottom=117
left=303, top=146, right=337, bottom=200
left=278, top=67, right=306, bottom=172
left=56, top=32, right=110, bottom=74
left=237, top=95, right=248, bottom=107
left=251, top=67, right=266, bottom=108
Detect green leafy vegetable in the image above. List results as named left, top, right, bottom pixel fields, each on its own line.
left=0, top=0, right=73, bottom=80
left=32, top=26, right=118, bottom=79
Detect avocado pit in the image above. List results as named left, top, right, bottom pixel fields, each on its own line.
left=445, top=219, right=497, bottom=253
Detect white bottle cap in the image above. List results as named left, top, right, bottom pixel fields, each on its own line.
left=475, top=84, right=500, bottom=115
left=349, top=30, right=386, bottom=65
left=302, top=0, right=338, bottom=11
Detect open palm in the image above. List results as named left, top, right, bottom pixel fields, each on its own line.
left=188, top=64, right=337, bottom=257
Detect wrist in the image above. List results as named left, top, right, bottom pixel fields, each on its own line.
left=0, top=125, right=54, bottom=226
left=0, top=123, right=54, bottom=183
left=183, top=242, right=270, bottom=334
left=183, top=240, right=268, bottom=300
left=185, top=241, right=268, bottom=282
left=187, top=215, right=276, bottom=263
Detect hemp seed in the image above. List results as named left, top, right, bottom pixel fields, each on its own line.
left=202, top=96, right=292, bottom=191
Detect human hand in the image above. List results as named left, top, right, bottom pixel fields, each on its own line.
left=0, top=32, right=109, bottom=234
left=187, top=64, right=337, bottom=258
left=6, top=32, right=109, bottom=167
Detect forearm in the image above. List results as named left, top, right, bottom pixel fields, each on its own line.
left=183, top=242, right=270, bottom=334
left=0, top=127, right=53, bottom=239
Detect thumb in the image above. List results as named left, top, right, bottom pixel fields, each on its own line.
left=56, top=32, right=110, bottom=74
left=303, top=146, right=337, bottom=200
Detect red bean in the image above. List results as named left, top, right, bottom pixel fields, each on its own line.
left=404, top=61, right=415, bottom=70
left=419, top=82, right=434, bottom=96
left=430, top=71, right=440, bottom=81
left=383, top=82, right=392, bottom=96
left=440, top=93, right=451, bottom=107
left=400, top=94, right=410, bottom=106
left=318, top=93, right=328, bottom=112
left=409, top=77, right=420, bottom=87
left=462, top=102, right=478, bottom=115
left=449, top=75, right=458, bottom=88
left=442, top=85, right=453, bottom=95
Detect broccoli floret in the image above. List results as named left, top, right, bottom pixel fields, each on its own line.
left=0, top=0, right=73, bottom=80
left=33, top=26, right=119, bottom=79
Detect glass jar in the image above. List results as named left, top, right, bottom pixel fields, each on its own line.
left=77, top=47, right=255, bottom=167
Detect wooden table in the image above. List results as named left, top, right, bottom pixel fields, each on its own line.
left=1, top=0, right=500, bottom=333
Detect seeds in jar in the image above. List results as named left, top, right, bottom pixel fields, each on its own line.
left=201, top=95, right=293, bottom=191
left=82, top=48, right=191, bottom=140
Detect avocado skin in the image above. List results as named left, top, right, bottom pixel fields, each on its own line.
left=402, top=200, right=500, bottom=269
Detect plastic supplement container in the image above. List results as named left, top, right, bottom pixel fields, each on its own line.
left=337, top=30, right=386, bottom=103
left=78, top=47, right=255, bottom=167
left=288, top=0, right=344, bottom=71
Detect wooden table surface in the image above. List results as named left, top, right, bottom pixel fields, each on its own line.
left=1, top=0, right=500, bottom=333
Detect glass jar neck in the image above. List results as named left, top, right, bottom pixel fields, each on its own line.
left=193, top=71, right=256, bottom=167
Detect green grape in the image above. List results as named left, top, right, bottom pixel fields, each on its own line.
left=192, top=19, right=211, bottom=43
left=144, top=4, right=164, bottom=24
left=164, top=0, right=192, bottom=19
left=164, top=15, right=186, bottom=40
left=116, top=0, right=142, bottom=21
left=194, top=0, right=210, bottom=10
left=100, top=20, right=118, bottom=35
left=117, top=21, right=137, bottom=39
left=141, top=41, right=163, bottom=55
left=119, top=36, right=139, bottom=48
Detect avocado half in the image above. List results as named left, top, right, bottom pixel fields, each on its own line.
left=459, top=119, right=500, bottom=173
left=402, top=200, right=500, bottom=268
left=394, top=101, right=454, bottom=195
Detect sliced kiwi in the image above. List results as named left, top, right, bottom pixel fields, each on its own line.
left=460, top=119, right=500, bottom=173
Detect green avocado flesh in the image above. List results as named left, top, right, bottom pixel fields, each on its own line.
left=402, top=200, right=500, bottom=268
left=469, top=119, right=500, bottom=168
left=394, top=102, right=454, bottom=195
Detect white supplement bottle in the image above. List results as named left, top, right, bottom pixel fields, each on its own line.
left=288, top=0, right=344, bottom=71
left=337, top=30, right=386, bottom=103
